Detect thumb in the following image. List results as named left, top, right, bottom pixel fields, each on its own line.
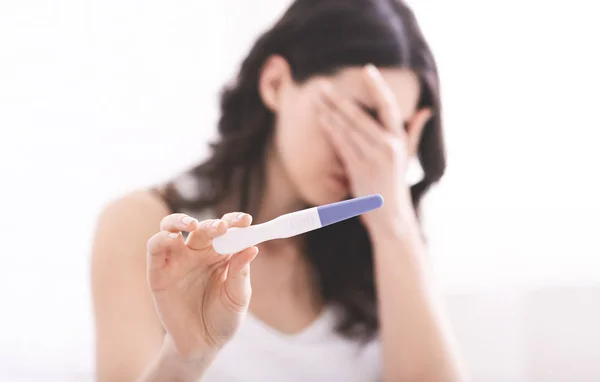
left=224, top=246, right=259, bottom=307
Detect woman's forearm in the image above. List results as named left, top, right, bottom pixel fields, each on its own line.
left=137, top=334, right=218, bottom=382
left=369, top=217, right=467, bottom=382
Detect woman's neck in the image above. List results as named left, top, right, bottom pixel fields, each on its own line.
left=253, top=144, right=305, bottom=224
left=253, top=143, right=308, bottom=260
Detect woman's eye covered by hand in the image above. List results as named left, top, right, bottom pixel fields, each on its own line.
left=316, top=82, right=380, bottom=131
left=359, top=104, right=380, bottom=124
left=356, top=105, right=408, bottom=133
left=315, top=80, right=406, bottom=131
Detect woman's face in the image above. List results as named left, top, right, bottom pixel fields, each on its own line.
left=259, top=56, right=422, bottom=206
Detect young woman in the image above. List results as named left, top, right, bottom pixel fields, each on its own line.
left=91, top=0, right=467, bottom=381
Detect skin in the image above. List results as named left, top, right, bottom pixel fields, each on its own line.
left=91, top=56, right=467, bottom=381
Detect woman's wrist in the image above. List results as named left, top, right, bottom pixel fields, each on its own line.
left=364, top=201, right=420, bottom=243
left=162, top=333, right=220, bottom=364
left=138, top=334, right=220, bottom=382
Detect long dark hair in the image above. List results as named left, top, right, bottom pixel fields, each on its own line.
left=160, top=0, right=446, bottom=342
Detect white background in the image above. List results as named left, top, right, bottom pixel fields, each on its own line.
left=1, top=0, right=599, bottom=380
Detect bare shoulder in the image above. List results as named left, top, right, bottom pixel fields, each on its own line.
left=97, top=190, right=171, bottom=239
left=92, top=190, right=171, bottom=260
left=100, top=189, right=171, bottom=228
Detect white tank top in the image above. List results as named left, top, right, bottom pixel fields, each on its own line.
left=169, top=179, right=383, bottom=380
left=202, top=307, right=382, bottom=381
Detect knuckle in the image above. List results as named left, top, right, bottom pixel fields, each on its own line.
left=197, top=219, right=214, bottom=230
left=381, top=141, right=397, bottom=157
left=391, top=141, right=406, bottom=157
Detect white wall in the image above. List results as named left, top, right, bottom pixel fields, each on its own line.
left=1, top=0, right=599, bottom=380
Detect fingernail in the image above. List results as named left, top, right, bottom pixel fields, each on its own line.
left=181, top=216, right=196, bottom=225
left=168, top=232, right=179, bottom=239
left=236, top=213, right=246, bottom=220
left=365, top=63, right=377, bottom=76
left=212, top=220, right=221, bottom=229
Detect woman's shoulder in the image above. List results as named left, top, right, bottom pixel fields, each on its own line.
left=99, top=189, right=172, bottom=225
left=92, top=189, right=173, bottom=257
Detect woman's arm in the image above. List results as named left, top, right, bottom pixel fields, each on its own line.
left=368, top=213, right=467, bottom=382
left=315, top=65, right=467, bottom=381
left=91, top=191, right=213, bottom=382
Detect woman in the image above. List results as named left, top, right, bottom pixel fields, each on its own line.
left=91, top=0, right=467, bottom=381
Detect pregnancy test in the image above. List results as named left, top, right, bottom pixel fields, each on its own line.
left=212, top=194, right=384, bottom=255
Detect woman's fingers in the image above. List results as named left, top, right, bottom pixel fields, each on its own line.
left=220, top=212, right=253, bottom=229
left=319, top=82, right=384, bottom=146
left=223, top=246, right=260, bottom=310
left=217, top=212, right=256, bottom=276
left=148, top=213, right=199, bottom=271
left=320, top=111, right=362, bottom=166
left=151, top=212, right=255, bottom=269
left=185, top=212, right=252, bottom=251
left=363, top=64, right=402, bottom=134
left=159, top=213, right=198, bottom=232
left=186, top=219, right=227, bottom=250
left=318, top=84, right=374, bottom=164
left=228, top=246, right=259, bottom=278
left=146, top=230, right=185, bottom=271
